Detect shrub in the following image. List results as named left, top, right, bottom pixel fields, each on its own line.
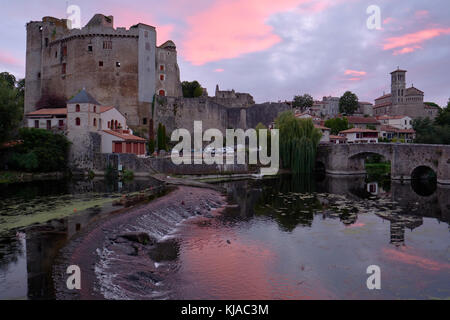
left=8, top=128, right=71, bottom=172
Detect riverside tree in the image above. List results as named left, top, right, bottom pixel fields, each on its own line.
left=339, top=91, right=359, bottom=115
left=0, top=72, right=23, bottom=144
left=292, top=94, right=314, bottom=111
left=275, top=111, right=322, bottom=173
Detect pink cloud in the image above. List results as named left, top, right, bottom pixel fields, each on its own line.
left=107, top=8, right=174, bottom=45
left=0, top=51, right=23, bottom=68
left=393, top=45, right=422, bottom=55
left=214, top=68, right=225, bottom=72
left=415, top=10, right=429, bottom=19
left=345, top=69, right=366, bottom=76
left=181, top=0, right=335, bottom=65
left=383, top=17, right=395, bottom=25
left=383, top=28, right=450, bottom=53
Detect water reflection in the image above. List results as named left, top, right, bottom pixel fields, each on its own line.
left=0, top=178, right=161, bottom=300
left=220, top=174, right=449, bottom=244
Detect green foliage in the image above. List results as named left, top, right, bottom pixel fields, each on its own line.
left=8, top=128, right=71, bottom=172
left=424, top=102, right=440, bottom=108
left=182, top=81, right=203, bottom=98
left=275, top=111, right=322, bottom=173
left=292, top=94, right=314, bottom=110
left=8, top=152, right=39, bottom=171
left=148, top=138, right=155, bottom=154
left=434, top=102, right=450, bottom=126
left=339, top=91, right=359, bottom=115
left=157, top=123, right=167, bottom=151
left=0, top=73, right=24, bottom=144
left=255, top=122, right=271, bottom=151
left=122, top=169, right=134, bottom=181
left=324, top=117, right=349, bottom=135
left=413, top=117, right=450, bottom=145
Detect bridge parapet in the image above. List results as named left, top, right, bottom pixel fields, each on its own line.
left=317, top=143, right=450, bottom=185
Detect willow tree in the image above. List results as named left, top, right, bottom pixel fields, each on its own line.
left=275, top=111, right=322, bottom=173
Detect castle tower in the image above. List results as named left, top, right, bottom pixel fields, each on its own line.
left=66, top=89, right=101, bottom=132
left=391, top=68, right=407, bottom=105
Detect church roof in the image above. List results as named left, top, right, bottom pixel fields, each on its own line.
left=405, top=86, right=424, bottom=95
left=67, top=89, right=100, bottom=105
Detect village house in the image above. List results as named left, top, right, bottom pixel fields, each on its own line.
left=330, top=135, right=347, bottom=144
left=346, top=116, right=381, bottom=131
left=339, top=128, right=378, bottom=144
left=25, top=89, right=147, bottom=156
left=314, top=124, right=331, bottom=143
left=376, top=115, right=413, bottom=130
left=379, top=125, right=416, bottom=142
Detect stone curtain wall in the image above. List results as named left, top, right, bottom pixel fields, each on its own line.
left=155, top=97, right=290, bottom=134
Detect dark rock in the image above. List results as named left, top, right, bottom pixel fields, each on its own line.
left=148, top=239, right=180, bottom=262
left=120, top=232, right=156, bottom=246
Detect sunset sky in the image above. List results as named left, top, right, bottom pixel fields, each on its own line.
left=1, top=0, right=449, bottom=105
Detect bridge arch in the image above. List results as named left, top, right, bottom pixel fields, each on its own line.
left=317, top=143, right=450, bottom=185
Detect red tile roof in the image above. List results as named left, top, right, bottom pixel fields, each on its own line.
left=100, top=106, right=114, bottom=113
left=330, top=135, right=346, bottom=140
left=374, top=102, right=392, bottom=108
left=377, top=115, right=410, bottom=120
left=102, top=130, right=146, bottom=142
left=314, top=124, right=330, bottom=130
left=26, top=108, right=67, bottom=116
left=340, top=128, right=378, bottom=134
left=347, top=116, right=380, bottom=124
left=375, top=93, right=392, bottom=100
left=380, top=125, right=415, bottom=134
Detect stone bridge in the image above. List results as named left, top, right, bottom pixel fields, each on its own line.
left=316, top=143, right=450, bottom=185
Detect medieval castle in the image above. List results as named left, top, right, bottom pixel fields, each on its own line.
left=25, top=14, right=182, bottom=128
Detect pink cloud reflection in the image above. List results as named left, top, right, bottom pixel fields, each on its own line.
left=383, top=247, right=450, bottom=271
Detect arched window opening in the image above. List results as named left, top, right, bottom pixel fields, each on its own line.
left=76, top=118, right=81, bottom=126
left=76, top=104, right=80, bottom=112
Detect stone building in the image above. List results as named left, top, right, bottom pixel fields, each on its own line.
left=373, top=68, right=440, bottom=119
left=212, top=85, right=255, bottom=108
left=24, top=14, right=182, bottom=128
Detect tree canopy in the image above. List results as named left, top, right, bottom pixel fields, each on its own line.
left=292, top=94, right=314, bottom=110
left=182, top=81, right=204, bottom=98
left=413, top=102, right=450, bottom=145
left=324, top=117, right=349, bottom=135
left=339, top=91, right=359, bottom=115
left=275, top=111, right=322, bottom=173
left=0, top=72, right=24, bottom=144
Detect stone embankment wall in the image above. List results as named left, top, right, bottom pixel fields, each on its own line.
left=93, top=153, right=253, bottom=176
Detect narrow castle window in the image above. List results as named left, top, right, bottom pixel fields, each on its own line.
left=160, top=74, right=165, bottom=81
left=76, top=118, right=81, bottom=126
left=159, top=90, right=165, bottom=96
left=103, top=41, right=112, bottom=50
left=76, top=104, right=80, bottom=112
left=160, top=65, right=164, bottom=71
left=45, top=38, right=49, bottom=47
left=88, top=45, right=93, bottom=52
left=93, top=118, right=97, bottom=127
left=34, top=120, right=39, bottom=128
left=62, top=63, right=66, bottom=75
left=94, top=106, right=97, bottom=113
left=143, top=118, right=147, bottom=125
left=99, top=61, right=103, bottom=67
left=62, top=46, right=67, bottom=57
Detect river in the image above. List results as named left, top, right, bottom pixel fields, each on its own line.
left=0, top=174, right=449, bottom=299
